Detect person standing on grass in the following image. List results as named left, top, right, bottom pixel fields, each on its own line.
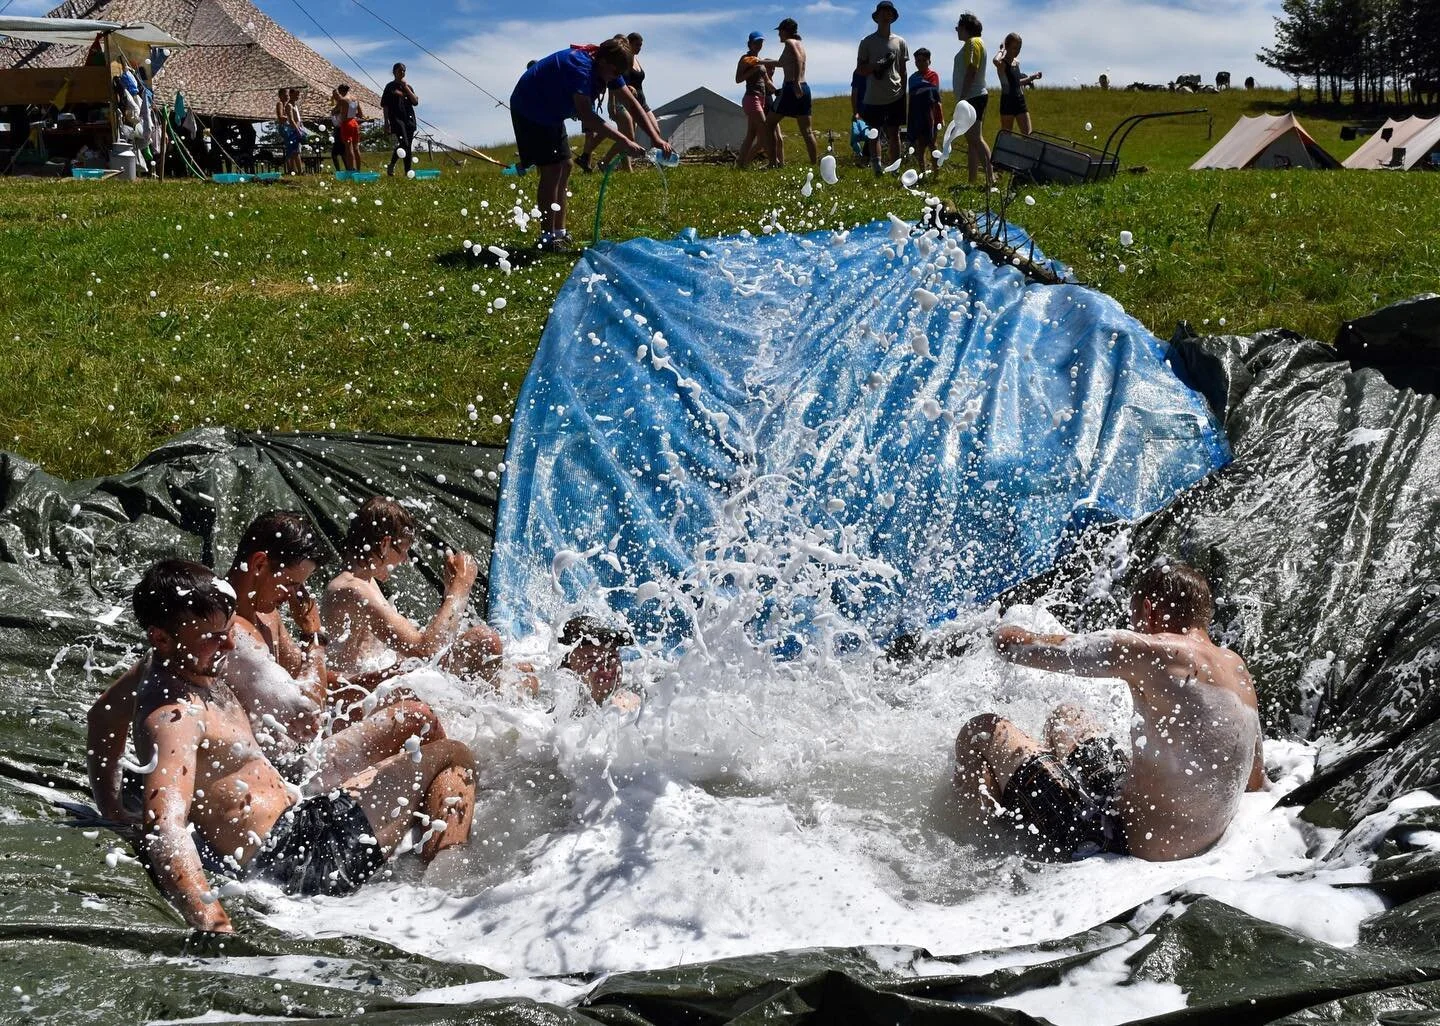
left=994, top=32, right=1041, bottom=136
left=333, top=84, right=363, bottom=171
left=857, top=0, right=909, bottom=175
left=761, top=18, right=817, bottom=166
left=849, top=65, right=872, bottom=165
left=287, top=88, right=307, bottom=174
left=579, top=32, right=654, bottom=174
left=509, top=36, right=672, bottom=253
left=736, top=31, right=776, bottom=169
left=382, top=62, right=419, bottom=177
left=907, top=47, right=944, bottom=172
left=275, top=87, right=300, bottom=175
left=953, top=12, right=993, bottom=187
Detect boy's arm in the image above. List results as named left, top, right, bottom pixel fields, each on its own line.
left=338, top=551, right=484, bottom=660
left=87, top=659, right=146, bottom=825
left=994, top=624, right=1166, bottom=679
left=137, top=703, right=231, bottom=933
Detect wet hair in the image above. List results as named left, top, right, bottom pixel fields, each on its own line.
left=627, top=32, right=643, bottom=47
left=337, top=83, right=350, bottom=96
left=957, top=12, right=982, bottom=35
left=558, top=615, right=635, bottom=649
left=1132, top=561, right=1213, bottom=630
left=341, top=496, right=418, bottom=559
left=231, top=511, right=330, bottom=573
left=594, top=35, right=635, bottom=76
left=134, top=559, right=236, bottom=632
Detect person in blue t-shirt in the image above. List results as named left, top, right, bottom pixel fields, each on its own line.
left=509, top=36, right=673, bottom=253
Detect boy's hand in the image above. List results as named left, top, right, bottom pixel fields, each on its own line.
left=443, top=550, right=478, bottom=593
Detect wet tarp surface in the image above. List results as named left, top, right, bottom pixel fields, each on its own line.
left=490, top=221, right=1230, bottom=645
left=5, top=282, right=1440, bottom=1019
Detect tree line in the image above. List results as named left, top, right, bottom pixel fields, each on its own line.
left=1259, top=0, right=1440, bottom=104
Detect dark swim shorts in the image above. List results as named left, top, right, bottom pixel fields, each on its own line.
left=1002, top=736, right=1130, bottom=861
left=774, top=82, right=813, bottom=118
left=249, top=792, right=384, bottom=896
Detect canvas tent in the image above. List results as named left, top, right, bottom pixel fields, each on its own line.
left=1191, top=112, right=1340, bottom=170
left=641, top=86, right=747, bottom=153
left=1342, top=115, right=1440, bottom=170
left=0, top=0, right=380, bottom=121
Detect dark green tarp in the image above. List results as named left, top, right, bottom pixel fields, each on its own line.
left=6, top=310, right=1440, bottom=1024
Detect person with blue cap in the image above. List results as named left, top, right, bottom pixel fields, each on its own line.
left=735, top=29, right=776, bottom=168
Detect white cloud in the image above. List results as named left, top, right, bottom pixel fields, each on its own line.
left=316, top=0, right=1284, bottom=151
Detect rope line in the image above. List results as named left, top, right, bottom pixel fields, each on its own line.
left=346, top=0, right=510, bottom=110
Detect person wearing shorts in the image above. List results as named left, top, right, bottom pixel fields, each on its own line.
left=994, top=32, right=1041, bottom=136
left=907, top=47, right=943, bottom=171
left=953, top=12, right=993, bottom=186
left=761, top=18, right=817, bottom=165
left=247, top=790, right=385, bottom=896
left=509, top=37, right=670, bottom=252
left=736, top=31, right=775, bottom=168
left=857, top=0, right=909, bottom=172
left=333, top=83, right=362, bottom=172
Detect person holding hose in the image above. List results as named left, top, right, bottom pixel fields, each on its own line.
left=509, top=36, right=673, bottom=253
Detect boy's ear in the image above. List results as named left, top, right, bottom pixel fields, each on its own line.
left=146, top=625, right=171, bottom=649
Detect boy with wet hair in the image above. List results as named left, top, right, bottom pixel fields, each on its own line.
left=105, top=558, right=475, bottom=933
left=556, top=614, right=641, bottom=713
left=954, top=560, right=1265, bottom=862
left=322, top=496, right=512, bottom=686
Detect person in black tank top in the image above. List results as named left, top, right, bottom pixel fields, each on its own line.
left=993, top=32, right=1041, bottom=136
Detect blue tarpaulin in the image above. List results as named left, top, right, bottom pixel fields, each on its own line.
left=490, top=219, right=1230, bottom=646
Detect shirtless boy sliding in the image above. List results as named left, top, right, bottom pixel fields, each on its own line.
left=954, top=561, right=1264, bottom=862
left=322, top=497, right=505, bottom=682
left=125, top=560, right=474, bottom=932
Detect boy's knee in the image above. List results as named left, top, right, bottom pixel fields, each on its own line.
left=956, top=713, right=1005, bottom=756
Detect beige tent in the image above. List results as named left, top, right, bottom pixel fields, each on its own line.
left=1342, top=116, right=1440, bottom=170
left=0, top=0, right=380, bottom=121
left=640, top=87, right=747, bottom=153
left=1191, top=113, right=1340, bottom=170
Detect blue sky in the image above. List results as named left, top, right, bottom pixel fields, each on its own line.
left=9, top=0, right=1286, bottom=148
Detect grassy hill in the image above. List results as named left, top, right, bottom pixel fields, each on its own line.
left=2, top=86, right=1438, bottom=479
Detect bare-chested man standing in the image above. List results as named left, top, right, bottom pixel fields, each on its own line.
left=118, top=560, right=474, bottom=932
left=954, top=561, right=1264, bottom=862
left=761, top=18, right=817, bottom=166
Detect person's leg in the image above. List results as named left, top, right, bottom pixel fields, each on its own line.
left=885, top=126, right=902, bottom=168
left=552, top=159, right=572, bottom=234
left=537, top=161, right=566, bottom=236
left=310, top=698, right=445, bottom=793
left=766, top=113, right=784, bottom=167
left=614, top=109, right=636, bottom=171
left=797, top=116, right=818, bottom=164
left=1000, top=113, right=1015, bottom=134
left=953, top=713, right=1042, bottom=821
left=1018, top=112, right=1033, bottom=136
left=965, top=123, right=992, bottom=186
left=441, top=624, right=503, bottom=679
left=403, top=131, right=415, bottom=174
left=1043, top=704, right=1109, bottom=763
left=344, top=738, right=476, bottom=862
left=738, top=118, right=758, bottom=168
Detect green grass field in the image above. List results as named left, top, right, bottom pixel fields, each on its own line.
left=3, top=86, right=1438, bottom=479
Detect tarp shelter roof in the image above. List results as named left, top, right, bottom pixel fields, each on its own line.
left=0, top=0, right=381, bottom=122
left=1342, top=116, right=1440, bottom=170
left=1190, top=112, right=1341, bottom=170
left=0, top=15, right=181, bottom=46
left=641, top=85, right=747, bottom=152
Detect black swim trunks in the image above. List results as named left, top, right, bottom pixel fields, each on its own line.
left=1001, top=736, right=1129, bottom=861
left=248, top=792, right=385, bottom=897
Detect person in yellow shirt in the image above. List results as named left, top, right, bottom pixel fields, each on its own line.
left=952, top=12, right=993, bottom=187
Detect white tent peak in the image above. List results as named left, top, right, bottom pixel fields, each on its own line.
left=1342, top=116, right=1440, bottom=171
left=642, top=86, right=747, bottom=153
left=1191, top=112, right=1340, bottom=170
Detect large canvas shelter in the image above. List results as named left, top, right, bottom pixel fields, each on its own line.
left=1191, top=112, right=1340, bottom=170
left=0, top=0, right=380, bottom=122
left=641, top=86, right=747, bottom=153
left=1342, top=116, right=1440, bottom=170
